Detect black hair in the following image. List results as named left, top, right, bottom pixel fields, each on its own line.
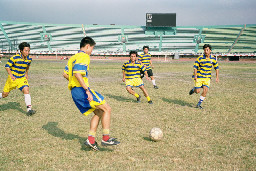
left=80, top=37, right=96, bottom=48
left=129, top=51, right=137, bottom=57
left=143, top=46, right=149, bottom=50
left=203, top=44, right=211, bottom=50
left=19, top=42, right=30, bottom=51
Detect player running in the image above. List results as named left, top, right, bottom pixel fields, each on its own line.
left=138, top=46, right=159, bottom=89
left=122, top=51, right=153, bottom=104
left=189, top=44, right=219, bottom=109
left=0, top=42, right=36, bottom=115
left=63, top=37, right=120, bottom=151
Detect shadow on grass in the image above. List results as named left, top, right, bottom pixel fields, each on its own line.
left=0, top=102, right=27, bottom=114
left=105, top=94, right=133, bottom=102
left=42, top=122, right=113, bottom=152
left=143, top=137, right=152, bottom=142
left=162, top=98, right=193, bottom=107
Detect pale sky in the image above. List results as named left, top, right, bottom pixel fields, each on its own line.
left=0, top=0, right=255, bottom=26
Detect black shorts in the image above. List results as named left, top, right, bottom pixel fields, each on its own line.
left=141, top=69, right=153, bottom=78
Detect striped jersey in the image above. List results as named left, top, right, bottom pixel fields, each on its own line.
left=138, top=53, right=152, bottom=70
left=122, top=60, right=146, bottom=79
left=5, top=53, right=32, bottom=78
left=64, top=51, right=90, bottom=90
left=193, top=54, right=219, bottom=79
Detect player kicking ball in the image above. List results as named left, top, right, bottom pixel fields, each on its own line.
left=0, top=42, right=36, bottom=115
left=139, top=46, right=159, bottom=89
left=122, top=51, right=153, bottom=104
left=63, top=37, right=120, bottom=151
left=189, top=44, right=219, bottom=109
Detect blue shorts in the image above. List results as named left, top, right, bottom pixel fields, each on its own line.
left=71, top=87, right=106, bottom=116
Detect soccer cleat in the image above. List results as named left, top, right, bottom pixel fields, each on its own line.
left=84, top=139, right=100, bottom=151
left=196, top=104, right=203, bottom=109
left=148, top=100, right=153, bottom=104
left=27, top=109, right=36, bottom=116
left=189, top=88, right=195, bottom=95
left=136, top=95, right=141, bottom=103
left=153, top=85, right=159, bottom=89
left=101, top=137, right=120, bottom=146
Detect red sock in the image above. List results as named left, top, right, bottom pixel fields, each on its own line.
left=88, top=136, right=95, bottom=144
left=103, top=135, right=110, bottom=141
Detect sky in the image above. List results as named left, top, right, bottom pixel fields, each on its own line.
left=0, top=0, right=255, bottom=26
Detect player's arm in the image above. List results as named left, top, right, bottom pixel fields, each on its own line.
left=193, top=68, right=198, bottom=81
left=144, top=71, right=150, bottom=81
left=74, top=73, right=93, bottom=102
left=63, top=72, right=69, bottom=80
left=122, top=70, right=126, bottom=82
left=5, top=67, right=16, bottom=81
left=25, top=65, right=30, bottom=80
left=150, top=59, right=154, bottom=69
left=215, top=69, right=219, bottom=83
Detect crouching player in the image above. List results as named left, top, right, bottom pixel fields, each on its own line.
left=122, top=51, right=153, bottom=104
left=63, top=37, right=120, bottom=151
left=0, top=42, right=36, bottom=115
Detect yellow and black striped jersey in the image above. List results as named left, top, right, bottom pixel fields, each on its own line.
left=122, top=60, right=146, bottom=79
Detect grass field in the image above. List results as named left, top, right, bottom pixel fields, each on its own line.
left=0, top=58, right=255, bottom=170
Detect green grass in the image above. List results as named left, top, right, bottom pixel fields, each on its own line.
left=0, top=59, right=255, bottom=170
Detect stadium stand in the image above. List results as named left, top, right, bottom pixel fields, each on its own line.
left=0, top=21, right=255, bottom=57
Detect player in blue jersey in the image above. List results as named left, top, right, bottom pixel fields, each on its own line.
left=122, top=51, right=153, bottom=104
left=139, top=46, right=159, bottom=89
left=63, top=37, right=120, bottom=151
left=0, top=42, right=36, bottom=115
left=189, top=44, right=219, bottom=109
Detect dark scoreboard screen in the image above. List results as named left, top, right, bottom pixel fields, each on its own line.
left=146, top=13, right=176, bottom=27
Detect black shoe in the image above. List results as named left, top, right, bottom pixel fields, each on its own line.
left=189, top=88, right=195, bottom=95
left=84, top=139, right=100, bottom=151
left=153, top=85, right=159, bottom=89
left=101, top=137, right=120, bottom=146
left=148, top=100, right=153, bottom=104
left=196, top=104, right=203, bottom=109
left=27, top=109, right=36, bottom=116
left=136, top=95, right=141, bottom=103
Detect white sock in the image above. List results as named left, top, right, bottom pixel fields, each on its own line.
left=24, top=94, right=32, bottom=111
left=0, top=93, right=2, bottom=99
left=152, top=79, right=156, bottom=86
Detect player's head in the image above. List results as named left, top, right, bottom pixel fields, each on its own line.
left=143, top=46, right=149, bottom=53
left=129, top=51, right=137, bottom=62
left=203, top=44, right=212, bottom=56
left=19, top=42, right=30, bottom=57
left=80, top=37, right=96, bottom=55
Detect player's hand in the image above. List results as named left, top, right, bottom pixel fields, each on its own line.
left=25, top=74, right=29, bottom=80
left=86, top=91, right=93, bottom=102
left=146, top=76, right=151, bottom=81
left=10, top=75, right=16, bottom=81
left=151, top=65, right=154, bottom=69
left=194, top=76, right=197, bottom=82
left=216, top=77, right=219, bottom=83
left=122, top=78, right=125, bottom=82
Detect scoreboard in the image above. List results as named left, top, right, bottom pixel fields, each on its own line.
left=146, top=13, right=176, bottom=27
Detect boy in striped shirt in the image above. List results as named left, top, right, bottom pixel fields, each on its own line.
left=0, top=42, right=36, bottom=115
left=189, top=44, right=219, bottom=109
left=122, top=51, right=152, bottom=104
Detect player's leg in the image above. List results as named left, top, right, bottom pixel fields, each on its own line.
left=196, top=86, right=208, bottom=109
left=139, top=85, right=152, bottom=104
left=95, top=103, right=120, bottom=146
left=126, top=86, right=141, bottom=102
left=1, top=76, right=13, bottom=99
left=85, top=110, right=101, bottom=150
left=148, top=69, right=158, bottom=89
left=21, top=85, right=36, bottom=115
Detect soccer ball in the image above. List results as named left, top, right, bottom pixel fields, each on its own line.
left=149, top=127, right=163, bottom=141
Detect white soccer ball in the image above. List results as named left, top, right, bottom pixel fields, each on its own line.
left=149, top=127, right=163, bottom=141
